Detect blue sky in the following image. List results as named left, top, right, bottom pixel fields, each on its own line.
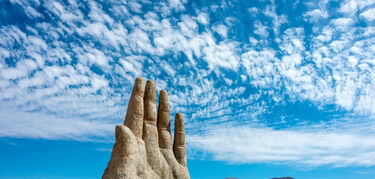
left=1, top=0, right=375, bottom=178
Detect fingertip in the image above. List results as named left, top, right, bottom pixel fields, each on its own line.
left=175, top=112, right=183, bottom=121
left=145, top=80, right=156, bottom=101
left=135, top=76, right=144, bottom=82
left=144, top=79, right=157, bottom=126
left=133, top=77, right=146, bottom=97
left=115, top=125, right=122, bottom=138
left=175, top=113, right=184, bottom=131
left=146, top=80, right=155, bottom=90
left=159, top=90, right=168, bottom=101
left=115, top=125, right=127, bottom=141
left=158, top=90, right=169, bottom=111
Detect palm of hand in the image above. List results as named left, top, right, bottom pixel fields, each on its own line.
left=102, top=77, right=190, bottom=179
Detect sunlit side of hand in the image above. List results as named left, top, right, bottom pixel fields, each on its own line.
left=102, top=77, right=189, bottom=179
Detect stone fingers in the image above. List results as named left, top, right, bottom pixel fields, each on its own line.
left=142, top=80, right=162, bottom=174
left=143, top=80, right=157, bottom=127
left=157, top=89, right=188, bottom=167
left=105, top=77, right=190, bottom=179
left=157, top=90, right=173, bottom=149
left=173, top=113, right=187, bottom=167
left=124, top=77, right=145, bottom=138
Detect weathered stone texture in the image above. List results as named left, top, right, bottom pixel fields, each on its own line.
left=102, top=78, right=190, bottom=179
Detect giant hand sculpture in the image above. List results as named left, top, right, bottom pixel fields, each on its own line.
left=102, top=77, right=190, bottom=179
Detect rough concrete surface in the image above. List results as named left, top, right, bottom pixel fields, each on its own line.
left=102, top=77, right=190, bottom=179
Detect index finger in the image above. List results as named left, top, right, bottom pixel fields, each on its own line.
left=124, top=77, right=145, bottom=138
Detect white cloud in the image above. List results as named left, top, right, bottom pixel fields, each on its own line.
left=128, top=1, right=142, bottom=13
left=77, top=22, right=127, bottom=50
left=315, top=26, right=333, bottom=42
left=78, top=47, right=109, bottom=66
left=339, top=0, right=374, bottom=15
left=263, top=2, right=288, bottom=36
left=248, top=7, right=258, bottom=14
left=88, top=1, right=114, bottom=24
left=241, top=49, right=279, bottom=88
left=168, top=0, right=185, bottom=11
left=160, top=60, right=176, bottom=76
left=0, top=50, right=9, bottom=70
left=44, top=0, right=83, bottom=23
left=188, top=124, right=375, bottom=167
left=10, top=0, right=43, bottom=19
left=119, top=56, right=144, bottom=76
left=128, top=28, right=154, bottom=54
left=332, top=17, right=354, bottom=27
left=196, top=12, right=209, bottom=25
left=0, top=108, right=113, bottom=141
left=253, top=21, right=269, bottom=38
left=212, top=24, right=228, bottom=38
left=339, top=0, right=358, bottom=14
left=202, top=37, right=240, bottom=70
left=360, top=8, right=375, bottom=21
left=303, top=9, right=328, bottom=22
left=178, top=15, right=198, bottom=37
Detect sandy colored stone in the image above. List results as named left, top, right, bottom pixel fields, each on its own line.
left=124, top=77, right=145, bottom=138
left=173, top=113, right=187, bottom=167
left=157, top=90, right=172, bottom=149
left=102, top=77, right=190, bottom=179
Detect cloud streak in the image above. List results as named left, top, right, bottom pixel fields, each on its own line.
left=0, top=108, right=113, bottom=141
left=188, top=123, right=375, bottom=167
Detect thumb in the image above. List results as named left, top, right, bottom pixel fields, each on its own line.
left=102, top=125, right=138, bottom=179
left=113, top=125, right=138, bottom=158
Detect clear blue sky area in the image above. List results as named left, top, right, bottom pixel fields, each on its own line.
left=1, top=138, right=375, bottom=179
left=1, top=0, right=375, bottom=178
